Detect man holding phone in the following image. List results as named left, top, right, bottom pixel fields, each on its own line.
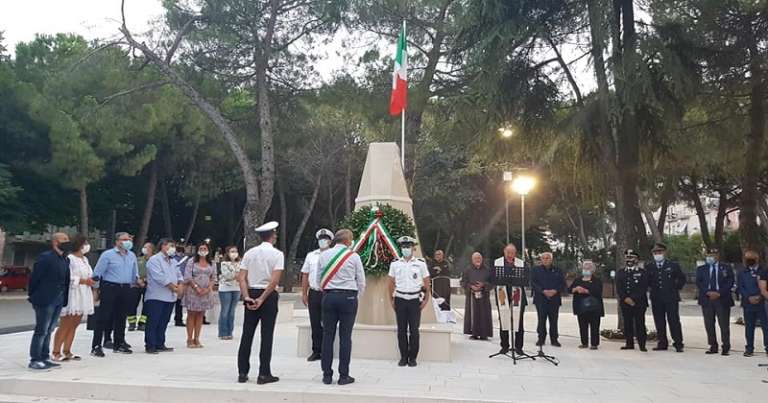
left=236, top=221, right=283, bottom=385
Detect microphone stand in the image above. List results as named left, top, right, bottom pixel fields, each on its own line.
left=489, top=283, right=534, bottom=364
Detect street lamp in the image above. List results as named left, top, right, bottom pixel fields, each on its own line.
left=499, top=127, right=514, bottom=138
left=503, top=171, right=513, bottom=244
left=511, top=174, right=536, bottom=264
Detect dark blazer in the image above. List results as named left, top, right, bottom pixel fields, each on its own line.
left=695, top=263, right=734, bottom=307
left=736, top=266, right=764, bottom=310
left=616, top=268, right=649, bottom=308
left=28, top=250, right=70, bottom=307
left=647, top=260, right=686, bottom=303
left=531, top=265, right=566, bottom=306
left=568, top=276, right=604, bottom=316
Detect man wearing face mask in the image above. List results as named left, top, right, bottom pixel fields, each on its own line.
left=388, top=236, right=431, bottom=367
left=28, top=232, right=72, bottom=370
left=300, top=228, right=334, bottom=362
left=91, top=232, right=141, bottom=357
left=531, top=252, right=566, bottom=347
left=616, top=249, right=649, bottom=351
left=696, top=247, right=734, bottom=355
left=646, top=243, right=686, bottom=352
left=737, top=250, right=768, bottom=357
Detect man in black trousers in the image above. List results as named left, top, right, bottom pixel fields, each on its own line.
left=531, top=252, right=566, bottom=347
left=300, top=228, right=334, bottom=362
left=647, top=243, right=687, bottom=352
left=617, top=249, right=650, bottom=351
left=696, top=247, right=734, bottom=355
left=493, top=244, right=528, bottom=355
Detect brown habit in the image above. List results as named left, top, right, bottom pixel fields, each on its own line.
left=461, top=264, right=493, bottom=338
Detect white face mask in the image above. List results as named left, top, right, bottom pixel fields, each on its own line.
left=229, top=252, right=239, bottom=260
left=81, top=244, right=91, bottom=254
left=318, top=239, right=331, bottom=249
left=198, top=250, right=209, bottom=257
left=653, top=253, right=665, bottom=263
left=401, top=248, right=413, bottom=258
left=166, top=246, right=176, bottom=257
left=141, top=247, right=149, bottom=256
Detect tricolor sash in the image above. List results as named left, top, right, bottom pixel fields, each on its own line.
left=320, top=247, right=355, bottom=289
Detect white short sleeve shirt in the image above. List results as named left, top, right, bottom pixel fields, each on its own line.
left=300, top=249, right=323, bottom=290
left=388, top=258, right=430, bottom=299
left=241, top=242, right=284, bottom=289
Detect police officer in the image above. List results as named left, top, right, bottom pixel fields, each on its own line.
left=647, top=243, right=686, bottom=352
left=388, top=236, right=431, bottom=367
left=236, top=221, right=283, bottom=384
left=616, top=250, right=649, bottom=351
left=300, top=228, right=333, bottom=362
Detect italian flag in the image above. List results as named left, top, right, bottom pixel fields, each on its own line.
left=389, top=22, right=407, bottom=116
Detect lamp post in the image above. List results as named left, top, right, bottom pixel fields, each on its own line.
left=511, top=175, right=536, bottom=264
left=503, top=171, right=513, bottom=244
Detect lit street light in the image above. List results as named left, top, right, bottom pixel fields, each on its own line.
left=512, top=174, right=536, bottom=264
left=499, top=127, right=514, bottom=138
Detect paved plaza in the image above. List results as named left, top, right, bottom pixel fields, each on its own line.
left=0, top=297, right=766, bottom=402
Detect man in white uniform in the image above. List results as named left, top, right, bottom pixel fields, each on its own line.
left=300, top=228, right=333, bottom=361
left=236, top=221, right=283, bottom=385
left=388, top=236, right=430, bottom=367
left=316, top=229, right=366, bottom=386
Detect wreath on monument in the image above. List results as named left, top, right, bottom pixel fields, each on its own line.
left=337, top=204, right=416, bottom=276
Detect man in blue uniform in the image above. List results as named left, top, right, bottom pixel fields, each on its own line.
left=616, top=250, right=649, bottom=351
left=647, top=243, right=686, bottom=352
left=736, top=250, right=767, bottom=357
left=696, top=247, right=734, bottom=355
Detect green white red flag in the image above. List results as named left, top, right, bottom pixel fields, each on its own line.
left=389, top=22, right=407, bottom=116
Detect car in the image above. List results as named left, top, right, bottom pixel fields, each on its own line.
left=0, top=266, right=30, bottom=292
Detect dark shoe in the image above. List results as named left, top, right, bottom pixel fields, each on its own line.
left=535, top=339, right=545, bottom=346
left=398, top=358, right=408, bottom=367
left=322, top=376, right=332, bottom=385
left=721, top=349, right=730, bottom=356
left=338, top=376, right=355, bottom=385
left=407, top=358, right=417, bottom=367
left=137, top=324, right=146, bottom=331
left=42, top=360, right=61, bottom=369
left=256, top=375, right=279, bottom=385
left=123, top=342, right=132, bottom=349
left=639, top=345, right=647, bottom=352
left=103, top=340, right=114, bottom=349
left=157, top=346, right=175, bottom=352
left=499, top=347, right=510, bottom=354
left=652, top=345, right=668, bottom=351
left=237, top=374, right=248, bottom=383
left=307, top=352, right=321, bottom=362
left=175, top=322, right=185, bottom=327
left=514, top=349, right=525, bottom=355
left=620, top=345, right=635, bottom=350
left=705, top=347, right=718, bottom=354
left=145, top=348, right=159, bottom=355
left=114, top=345, right=133, bottom=354
left=128, top=323, right=136, bottom=331
left=91, top=346, right=105, bottom=357
left=674, top=346, right=684, bottom=353
left=578, top=344, right=588, bottom=349
left=203, top=319, right=211, bottom=325
left=550, top=340, right=562, bottom=347
left=744, top=350, right=754, bottom=357
left=589, top=346, right=598, bottom=350
left=28, top=361, right=48, bottom=370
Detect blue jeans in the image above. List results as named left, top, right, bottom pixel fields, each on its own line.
left=321, top=291, right=358, bottom=378
left=218, top=291, right=240, bottom=337
left=29, top=294, right=63, bottom=363
left=143, top=300, right=174, bottom=350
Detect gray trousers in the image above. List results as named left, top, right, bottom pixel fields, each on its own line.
left=702, top=300, right=731, bottom=350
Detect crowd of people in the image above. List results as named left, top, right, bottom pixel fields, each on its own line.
left=459, top=243, right=768, bottom=357
left=24, top=226, right=768, bottom=384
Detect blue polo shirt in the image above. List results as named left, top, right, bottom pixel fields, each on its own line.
left=93, top=248, right=139, bottom=285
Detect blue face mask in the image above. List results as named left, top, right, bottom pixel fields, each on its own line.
left=121, top=240, right=133, bottom=251
left=705, top=256, right=715, bottom=265
left=582, top=270, right=592, bottom=277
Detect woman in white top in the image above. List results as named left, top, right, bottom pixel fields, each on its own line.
left=52, top=234, right=95, bottom=361
left=218, top=246, right=242, bottom=340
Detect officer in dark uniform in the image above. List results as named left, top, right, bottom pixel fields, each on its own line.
left=647, top=243, right=686, bottom=352
left=616, top=250, right=649, bottom=351
left=695, top=247, right=734, bottom=355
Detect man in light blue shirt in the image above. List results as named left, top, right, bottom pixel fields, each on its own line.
left=91, top=232, right=141, bottom=357
left=144, top=238, right=182, bottom=353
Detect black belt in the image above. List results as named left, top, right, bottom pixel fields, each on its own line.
left=102, top=280, right=132, bottom=288
left=323, top=289, right=357, bottom=294
left=396, top=290, right=421, bottom=295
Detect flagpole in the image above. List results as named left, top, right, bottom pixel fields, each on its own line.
left=400, top=19, right=406, bottom=171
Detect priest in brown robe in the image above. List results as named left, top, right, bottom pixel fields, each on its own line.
left=429, top=250, right=452, bottom=310
left=462, top=252, right=493, bottom=339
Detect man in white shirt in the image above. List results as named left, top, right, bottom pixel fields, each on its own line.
left=388, top=236, right=430, bottom=367
left=236, top=221, right=284, bottom=385
left=300, top=228, right=333, bottom=362
left=316, top=229, right=365, bottom=386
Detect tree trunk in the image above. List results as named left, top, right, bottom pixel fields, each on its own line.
left=0, top=227, right=6, bottom=266
left=739, top=43, right=765, bottom=253
left=79, top=185, right=89, bottom=237
left=136, top=160, right=159, bottom=249
left=639, top=194, right=663, bottom=244
left=278, top=180, right=288, bottom=255
left=159, top=178, right=173, bottom=238
left=683, top=179, right=713, bottom=248
left=714, top=187, right=729, bottom=249
left=345, top=154, right=352, bottom=216
left=120, top=22, right=263, bottom=247
left=286, top=175, right=323, bottom=292
left=184, top=193, right=200, bottom=242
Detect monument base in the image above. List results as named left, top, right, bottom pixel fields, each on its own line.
left=297, top=322, right=452, bottom=362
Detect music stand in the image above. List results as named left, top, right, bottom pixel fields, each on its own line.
left=489, top=266, right=534, bottom=364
